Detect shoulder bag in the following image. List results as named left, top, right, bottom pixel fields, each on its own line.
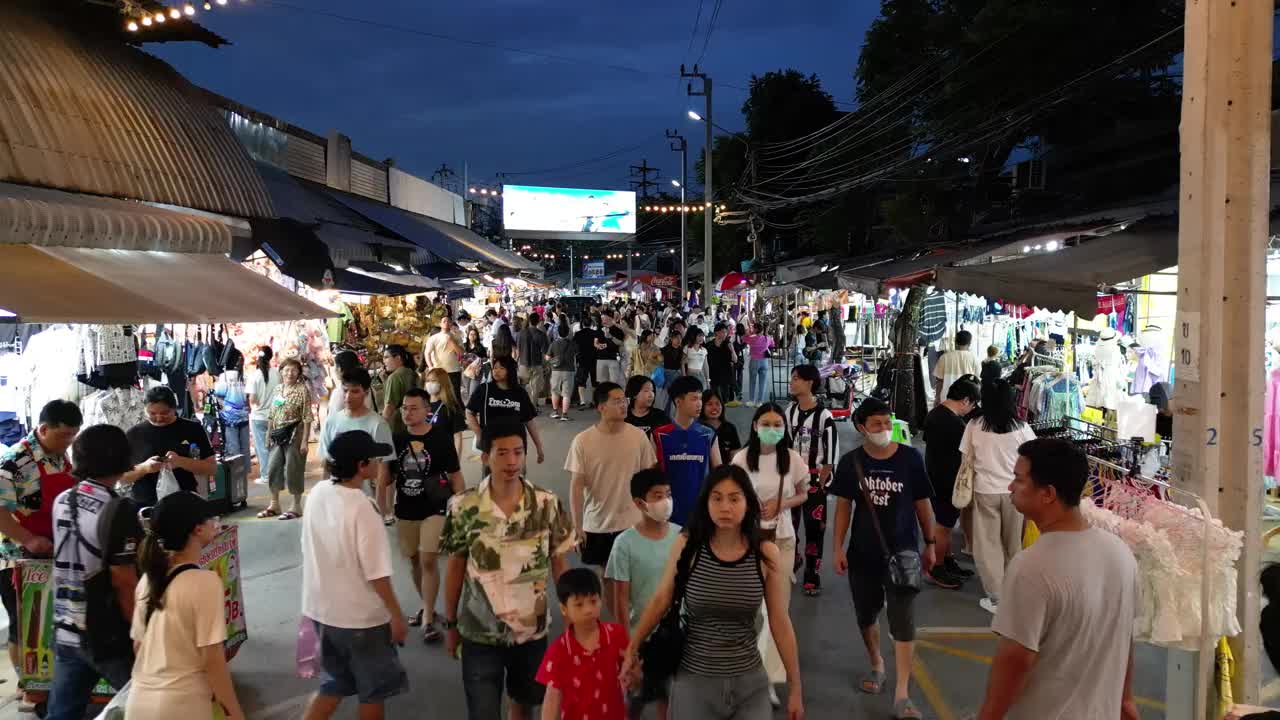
left=760, top=457, right=788, bottom=543
left=853, top=452, right=923, bottom=594
left=638, top=538, right=700, bottom=680
left=951, top=452, right=975, bottom=509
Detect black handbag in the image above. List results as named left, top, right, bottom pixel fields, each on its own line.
left=269, top=421, right=300, bottom=447
left=853, top=452, right=923, bottom=594
left=638, top=538, right=699, bottom=680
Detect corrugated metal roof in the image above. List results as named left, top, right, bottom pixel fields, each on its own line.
left=0, top=181, right=231, bottom=253
left=0, top=2, right=273, bottom=219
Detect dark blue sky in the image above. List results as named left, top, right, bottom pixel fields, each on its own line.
left=153, top=0, right=878, bottom=192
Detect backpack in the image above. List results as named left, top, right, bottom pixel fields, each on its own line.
left=59, top=486, right=138, bottom=662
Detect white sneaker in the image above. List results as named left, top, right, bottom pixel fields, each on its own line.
left=979, top=597, right=999, bottom=615
left=253, top=478, right=268, bottom=485
left=768, top=686, right=780, bottom=708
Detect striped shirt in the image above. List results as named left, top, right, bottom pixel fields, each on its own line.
left=785, top=402, right=838, bottom=472
left=679, top=543, right=764, bottom=677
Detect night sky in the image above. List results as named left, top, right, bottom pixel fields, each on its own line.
left=153, top=0, right=878, bottom=193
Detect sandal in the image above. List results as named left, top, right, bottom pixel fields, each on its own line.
left=802, top=583, right=821, bottom=597
left=256, top=508, right=280, bottom=519
left=423, top=623, right=442, bottom=643
left=859, top=669, right=886, bottom=695
left=278, top=511, right=300, bottom=520
left=408, top=609, right=425, bottom=627
left=893, top=698, right=922, bottom=719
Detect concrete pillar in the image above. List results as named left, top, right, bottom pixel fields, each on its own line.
left=326, top=131, right=351, bottom=192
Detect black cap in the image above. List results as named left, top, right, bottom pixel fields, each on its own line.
left=329, top=430, right=393, bottom=465
left=151, top=491, right=218, bottom=550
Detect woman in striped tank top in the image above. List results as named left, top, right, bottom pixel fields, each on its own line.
left=621, top=465, right=805, bottom=719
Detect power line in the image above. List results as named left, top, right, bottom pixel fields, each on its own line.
left=685, top=0, right=706, bottom=58
left=502, top=131, right=668, bottom=177
left=695, top=0, right=725, bottom=66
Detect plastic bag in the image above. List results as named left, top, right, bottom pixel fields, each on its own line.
left=156, top=466, right=181, bottom=501
left=296, top=616, right=321, bottom=679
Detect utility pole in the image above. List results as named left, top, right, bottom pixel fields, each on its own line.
left=683, top=64, right=712, bottom=305
left=628, top=159, right=661, bottom=197
left=1169, top=0, right=1273, bottom=715
left=667, top=129, right=688, bottom=302
left=432, top=163, right=456, bottom=192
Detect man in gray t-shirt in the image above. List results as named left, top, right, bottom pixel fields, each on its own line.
left=978, top=438, right=1139, bottom=720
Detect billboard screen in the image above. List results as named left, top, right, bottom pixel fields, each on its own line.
left=582, top=260, right=605, bottom=279
left=503, top=185, right=636, bottom=239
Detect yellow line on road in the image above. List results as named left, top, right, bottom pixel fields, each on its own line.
left=911, top=653, right=958, bottom=720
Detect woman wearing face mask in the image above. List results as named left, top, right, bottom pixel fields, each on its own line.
left=731, top=403, right=808, bottom=707
left=699, top=389, right=740, bottom=466
left=424, top=367, right=465, bottom=461
left=624, top=375, right=672, bottom=439
left=959, top=379, right=1036, bottom=616
left=127, top=493, right=245, bottom=720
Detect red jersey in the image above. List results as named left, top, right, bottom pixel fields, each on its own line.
left=536, top=621, right=628, bottom=720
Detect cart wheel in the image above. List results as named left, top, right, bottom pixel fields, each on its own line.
left=34, top=701, right=47, bottom=718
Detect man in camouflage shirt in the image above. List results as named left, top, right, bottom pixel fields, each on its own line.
left=442, top=422, right=573, bottom=720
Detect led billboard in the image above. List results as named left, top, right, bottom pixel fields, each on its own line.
left=502, top=185, right=636, bottom=240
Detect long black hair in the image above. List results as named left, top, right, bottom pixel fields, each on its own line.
left=624, top=375, right=655, bottom=406
left=683, top=464, right=772, bottom=570
left=256, top=345, right=273, bottom=386
left=979, top=378, right=1023, bottom=434
left=745, top=402, right=792, bottom=476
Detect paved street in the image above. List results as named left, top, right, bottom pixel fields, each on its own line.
left=4, top=404, right=1175, bottom=720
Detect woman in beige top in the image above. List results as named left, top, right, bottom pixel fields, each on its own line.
left=129, top=492, right=244, bottom=720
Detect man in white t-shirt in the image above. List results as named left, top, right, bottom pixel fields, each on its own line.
left=565, top=381, right=656, bottom=616
left=933, top=330, right=981, bottom=407
left=301, top=430, right=409, bottom=719
left=319, top=368, right=395, bottom=501
left=977, top=438, right=1139, bottom=720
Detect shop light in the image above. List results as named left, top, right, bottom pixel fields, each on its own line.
left=469, top=187, right=477, bottom=194
left=958, top=156, right=972, bottom=163
left=1034, top=244, right=1043, bottom=250
left=453, top=279, right=472, bottom=285
left=141, top=15, right=152, bottom=25
left=155, top=13, right=166, bottom=22
left=169, top=8, right=181, bottom=18
left=1046, top=241, right=1059, bottom=252
left=669, top=249, right=676, bottom=254
left=184, top=5, right=196, bottom=15
left=217, top=0, right=227, bottom=3
left=705, top=202, right=712, bottom=208
left=204, top=2, right=213, bottom=9
left=1022, top=245, right=1031, bottom=253
left=127, top=20, right=139, bottom=30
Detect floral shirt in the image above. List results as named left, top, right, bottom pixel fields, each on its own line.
left=267, top=382, right=312, bottom=430
left=441, top=477, right=574, bottom=646
left=0, top=432, right=70, bottom=566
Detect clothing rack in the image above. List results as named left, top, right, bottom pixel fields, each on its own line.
left=1086, top=454, right=1214, bottom=720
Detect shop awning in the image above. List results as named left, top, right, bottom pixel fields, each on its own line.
left=0, top=182, right=233, bottom=254
left=0, top=245, right=336, bottom=323
left=320, top=187, right=541, bottom=273
left=934, top=225, right=1179, bottom=316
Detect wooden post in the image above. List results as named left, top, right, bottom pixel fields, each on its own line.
left=1171, top=0, right=1272, bottom=713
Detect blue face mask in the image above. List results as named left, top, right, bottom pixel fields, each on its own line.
left=757, top=427, right=785, bottom=446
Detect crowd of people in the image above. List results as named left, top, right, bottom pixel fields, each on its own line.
left=0, top=297, right=1162, bottom=720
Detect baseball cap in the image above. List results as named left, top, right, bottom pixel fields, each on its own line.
left=329, top=430, right=393, bottom=465
left=150, top=491, right=218, bottom=550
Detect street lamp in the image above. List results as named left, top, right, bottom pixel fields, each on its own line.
left=671, top=179, right=681, bottom=188
left=667, top=129, right=689, bottom=302
left=687, top=110, right=702, bottom=122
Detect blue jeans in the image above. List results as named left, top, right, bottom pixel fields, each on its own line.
left=250, top=419, right=270, bottom=481
left=461, top=638, right=547, bottom=720
left=47, top=643, right=132, bottom=720
left=750, top=358, right=770, bottom=403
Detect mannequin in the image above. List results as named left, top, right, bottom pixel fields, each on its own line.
left=1130, top=325, right=1168, bottom=395
left=1089, top=328, right=1125, bottom=411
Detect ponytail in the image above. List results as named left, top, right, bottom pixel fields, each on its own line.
left=137, top=532, right=171, bottom=624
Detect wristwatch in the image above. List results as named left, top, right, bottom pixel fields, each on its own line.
left=440, top=618, right=459, bottom=630
left=923, top=538, right=936, bottom=545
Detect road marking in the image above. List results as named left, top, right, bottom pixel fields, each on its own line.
left=911, top=653, right=958, bottom=720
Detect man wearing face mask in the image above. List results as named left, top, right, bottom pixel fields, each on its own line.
left=565, top=383, right=656, bottom=619
left=831, top=397, right=937, bottom=719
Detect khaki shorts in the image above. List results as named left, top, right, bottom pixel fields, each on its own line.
left=396, top=515, right=446, bottom=558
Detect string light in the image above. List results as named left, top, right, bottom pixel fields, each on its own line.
left=141, top=15, right=152, bottom=25
left=184, top=4, right=195, bottom=15
left=127, top=20, right=139, bottom=31
left=154, top=13, right=166, bottom=22
left=168, top=8, right=181, bottom=18
left=204, top=2, right=212, bottom=9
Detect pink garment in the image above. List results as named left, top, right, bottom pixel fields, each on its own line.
left=1265, top=369, right=1280, bottom=476
left=743, top=334, right=774, bottom=359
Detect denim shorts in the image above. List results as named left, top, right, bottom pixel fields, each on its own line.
left=315, top=621, right=408, bottom=704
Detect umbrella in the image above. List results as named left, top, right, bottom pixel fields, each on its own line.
left=717, top=271, right=751, bottom=292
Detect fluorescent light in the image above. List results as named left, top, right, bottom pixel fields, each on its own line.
left=1046, top=241, right=1059, bottom=252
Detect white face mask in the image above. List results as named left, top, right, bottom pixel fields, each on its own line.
left=866, top=430, right=893, bottom=448
left=425, top=381, right=441, bottom=396
left=643, top=498, right=673, bottom=523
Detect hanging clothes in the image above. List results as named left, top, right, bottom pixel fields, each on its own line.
left=1265, top=370, right=1280, bottom=477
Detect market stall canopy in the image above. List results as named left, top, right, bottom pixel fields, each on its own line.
left=0, top=245, right=336, bottom=324
left=934, top=225, right=1179, bottom=316
left=0, top=182, right=233, bottom=253
left=252, top=225, right=430, bottom=296
left=835, top=238, right=1031, bottom=296
left=0, top=2, right=273, bottom=220
left=320, top=187, right=541, bottom=274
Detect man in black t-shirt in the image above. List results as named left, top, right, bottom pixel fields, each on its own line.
left=831, top=398, right=936, bottom=716
left=390, top=389, right=463, bottom=643
left=573, top=317, right=598, bottom=409
left=921, top=377, right=980, bottom=588
left=123, top=387, right=215, bottom=507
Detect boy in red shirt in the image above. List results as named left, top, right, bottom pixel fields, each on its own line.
left=536, top=568, right=628, bottom=720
